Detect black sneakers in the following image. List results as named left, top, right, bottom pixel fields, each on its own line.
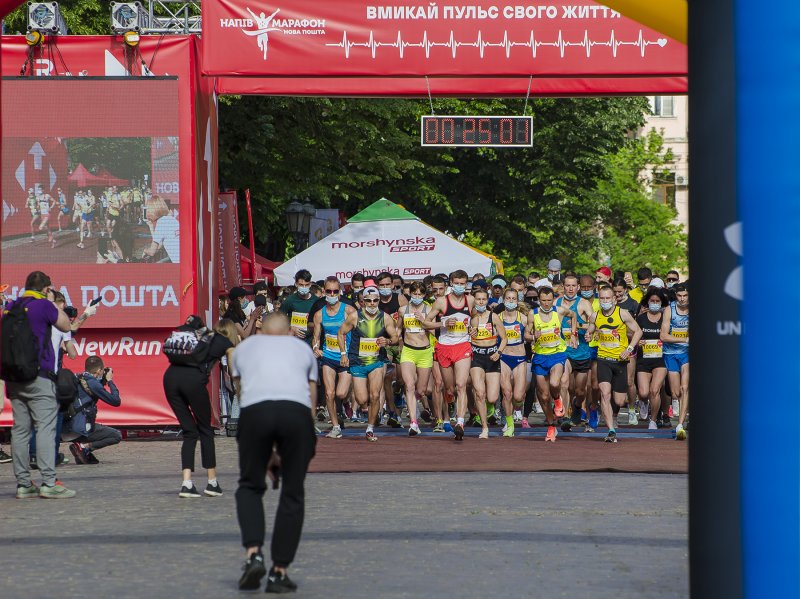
left=238, top=552, right=266, bottom=591
left=0, top=448, right=12, bottom=464
left=266, top=568, right=297, bottom=594
left=204, top=481, right=223, bottom=497
left=178, top=483, right=201, bottom=498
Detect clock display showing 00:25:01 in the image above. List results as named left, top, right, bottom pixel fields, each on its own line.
left=420, top=116, right=533, bottom=147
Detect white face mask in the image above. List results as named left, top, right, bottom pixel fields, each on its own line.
left=365, top=305, right=379, bottom=315
left=600, top=301, right=613, bottom=311
left=297, top=286, right=310, bottom=295
left=475, top=304, right=487, bottom=313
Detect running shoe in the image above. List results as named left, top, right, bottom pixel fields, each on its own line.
left=179, top=483, right=201, bottom=498
left=659, top=414, right=672, bottom=428
left=513, top=410, right=523, bottom=423
left=327, top=425, right=342, bottom=439
left=604, top=430, right=618, bottom=443
left=0, top=449, right=11, bottom=464
left=266, top=568, right=298, bottom=594
left=69, top=442, right=89, bottom=465
left=204, top=481, right=224, bottom=497
left=386, top=414, right=402, bottom=429
left=443, top=421, right=453, bottom=433
left=521, top=417, right=530, bottom=429
left=16, top=484, right=39, bottom=499
left=238, top=552, right=267, bottom=591
left=433, top=420, right=445, bottom=433
left=639, top=401, right=649, bottom=421
left=365, top=430, right=377, bottom=442
left=502, top=423, right=515, bottom=438
left=39, top=483, right=76, bottom=499
left=671, top=399, right=679, bottom=417
left=628, top=410, right=638, bottom=426
left=420, top=408, right=432, bottom=423
left=470, top=414, right=482, bottom=427
left=533, top=402, right=543, bottom=414
left=479, top=429, right=489, bottom=439
left=648, top=419, right=658, bottom=430
left=453, top=423, right=464, bottom=441
left=545, top=426, right=557, bottom=443
left=588, top=409, right=599, bottom=430
left=316, top=406, right=327, bottom=422
left=487, top=413, right=498, bottom=426
left=675, top=424, right=687, bottom=441
left=561, top=419, right=573, bottom=432
left=409, top=423, right=421, bottom=437
left=553, top=398, right=565, bottom=418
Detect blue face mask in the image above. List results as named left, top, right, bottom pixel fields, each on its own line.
left=241, top=298, right=250, bottom=309
left=297, top=286, right=310, bottom=295
left=451, top=284, right=466, bottom=295
left=326, top=295, right=339, bottom=305
left=580, top=290, right=594, bottom=299
left=378, top=288, right=392, bottom=297
left=410, top=296, right=424, bottom=305
left=505, top=301, right=517, bottom=311
left=475, top=304, right=487, bottom=313
left=648, top=303, right=662, bottom=313
left=600, top=301, right=613, bottom=311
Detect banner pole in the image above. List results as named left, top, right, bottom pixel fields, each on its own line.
left=244, top=188, right=257, bottom=282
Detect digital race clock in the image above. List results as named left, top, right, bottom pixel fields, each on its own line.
left=420, top=115, right=533, bottom=147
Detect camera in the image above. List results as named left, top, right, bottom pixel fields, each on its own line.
left=64, top=306, right=78, bottom=319
left=101, top=367, right=111, bottom=385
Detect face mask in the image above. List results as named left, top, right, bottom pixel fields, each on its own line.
left=451, top=284, right=466, bottom=295
left=600, top=301, right=613, bottom=311
left=378, top=288, right=392, bottom=297
left=326, top=295, right=339, bottom=305
left=648, top=303, right=662, bottom=313
left=517, top=291, right=525, bottom=301
left=667, top=282, right=675, bottom=289
left=581, top=290, right=594, bottom=299
left=564, top=293, right=577, bottom=301
left=241, top=299, right=250, bottom=309
left=365, top=305, right=379, bottom=315
left=538, top=305, right=552, bottom=313
left=505, top=301, right=517, bottom=311
left=297, top=286, right=310, bottom=295
left=547, top=273, right=555, bottom=281
left=410, top=296, right=424, bottom=305
left=475, top=304, right=487, bottom=313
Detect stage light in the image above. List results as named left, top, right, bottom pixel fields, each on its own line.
left=110, top=2, right=149, bottom=34
left=27, top=2, right=67, bottom=35
left=25, top=30, right=44, bottom=46
left=123, top=31, right=140, bottom=47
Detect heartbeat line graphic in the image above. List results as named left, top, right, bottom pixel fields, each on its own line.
left=325, top=30, right=669, bottom=59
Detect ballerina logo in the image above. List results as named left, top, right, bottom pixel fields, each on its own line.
left=723, top=221, right=742, bottom=301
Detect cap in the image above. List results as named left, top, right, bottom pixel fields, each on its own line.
left=595, top=266, right=612, bottom=278
left=229, top=286, right=247, bottom=300
left=472, top=279, right=488, bottom=290
left=491, top=277, right=506, bottom=288
left=534, top=279, right=551, bottom=290
left=650, top=277, right=665, bottom=289
left=184, top=315, right=204, bottom=330
left=547, top=259, right=561, bottom=271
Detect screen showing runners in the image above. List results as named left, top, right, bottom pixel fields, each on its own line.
left=1, top=77, right=181, bottom=328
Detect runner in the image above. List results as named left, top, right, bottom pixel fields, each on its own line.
left=338, top=285, right=399, bottom=442
left=55, top=188, right=69, bottom=232
left=468, top=288, right=507, bottom=438
left=528, top=286, right=578, bottom=442
left=427, top=276, right=449, bottom=432
left=376, top=272, right=407, bottom=428
left=26, top=188, right=39, bottom=241
left=498, top=288, right=530, bottom=437
left=312, top=276, right=356, bottom=439
left=629, top=267, right=653, bottom=304
left=423, top=270, right=474, bottom=441
left=398, top=282, right=434, bottom=437
left=279, top=270, right=317, bottom=347
left=37, top=193, right=55, bottom=247
left=613, top=278, right=641, bottom=425
left=580, top=275, right=602, bottom=431
left=558, top=275, right=595, bottom=432
left=660, top=283, right=689, bottom=440
left=636, top=288, right=669, bottom=430
left=585, top=287, right=643, bottom=443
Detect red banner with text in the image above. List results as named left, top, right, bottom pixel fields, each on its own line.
left=216, top=191, right=243, bottom=293
left=202, top=0, right=687, bottom=77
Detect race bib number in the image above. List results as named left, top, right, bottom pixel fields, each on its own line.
left=538, top=328, right=560, bottom=348
left=358, top=338, right=379, bottom=358
left=475, top=325, right=493, bottom=340
left=446, top=317, right=467, bottom=334
left=504, top=325, right=521, bottom=341
left=290, top=312, right=308, bottom=329
left=642, top=341, right=663, bottom=359
left=403, top=314, right=422, bottom=333
left=562, top=327, right=572, bottom=342
left=325, top=334, right=340, bottom=351
left=672, top=327, right=688, bottom=339
left=599, top=330, right=620, bottom=348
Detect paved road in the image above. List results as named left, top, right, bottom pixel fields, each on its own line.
left=0, top=438, right=688, bottom=598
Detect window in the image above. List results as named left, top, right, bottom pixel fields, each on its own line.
left=652, top=96, right=675, bottom=117
left=652, top=170, right=676, bottom=208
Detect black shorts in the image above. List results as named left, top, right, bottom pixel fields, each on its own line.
left=471, top=346, right=501, bottom=374
left=320, top=356, right=348, bottom=375
left=636, top=358, right=666, bottom=374
left=597, top=358, right=629, bottom=394
left=568, top=358, right=592, bottom=373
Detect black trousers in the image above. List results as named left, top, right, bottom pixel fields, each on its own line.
left=235, top=400, right=316, bottom=568
left=163, top=365, right=216, bottom=471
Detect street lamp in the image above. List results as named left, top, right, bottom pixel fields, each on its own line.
left=285, top=200, right=315, bottom=253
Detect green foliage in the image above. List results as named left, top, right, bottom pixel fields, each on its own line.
left=64, top=138, right=150, bottom=180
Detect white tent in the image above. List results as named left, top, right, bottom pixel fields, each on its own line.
left=274, top=199, right=499, bottom=286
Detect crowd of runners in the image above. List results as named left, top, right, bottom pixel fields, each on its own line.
left=219, top=262, right=690, bottom=444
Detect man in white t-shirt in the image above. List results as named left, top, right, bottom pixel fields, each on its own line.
left=151, top=214, right=180, bottom=263
left=232, top=312, right=317, bottom=594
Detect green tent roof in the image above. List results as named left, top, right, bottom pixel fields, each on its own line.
left=347, top=198, right=419, bottom=223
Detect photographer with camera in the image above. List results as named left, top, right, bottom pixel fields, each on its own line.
left=66, top=356, right=122, bottom=465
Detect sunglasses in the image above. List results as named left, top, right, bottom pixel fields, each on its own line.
left=325, top=289, right=340, bottom=295
left=666, top=278, right=678, bottom=283
left=363, top=298, right=379, bottom=304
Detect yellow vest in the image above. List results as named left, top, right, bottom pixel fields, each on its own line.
left=532, top=310, right=566, bottom=355
left=630, top=287, right=644, bottom=303
left=595, top=306, right=629, bottom=361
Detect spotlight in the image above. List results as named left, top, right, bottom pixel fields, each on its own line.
left=123, top=31, right=140, bottom=47
left=27, top=2, right=67, bottom=35
left=110, top=2, right=149, bottom=34
left=25, top=30, right=44, bottom=46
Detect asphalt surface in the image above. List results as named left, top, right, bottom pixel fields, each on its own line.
left=0, top=437, right=688, bottom=598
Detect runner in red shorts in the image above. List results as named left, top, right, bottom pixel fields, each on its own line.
left=423, top=270, right=474, bottom=440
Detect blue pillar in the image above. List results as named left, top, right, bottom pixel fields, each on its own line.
left=737, top=2, right=800, bottom=597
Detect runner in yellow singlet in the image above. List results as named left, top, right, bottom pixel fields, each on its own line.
left=398, top=282, right=434, bottom=436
